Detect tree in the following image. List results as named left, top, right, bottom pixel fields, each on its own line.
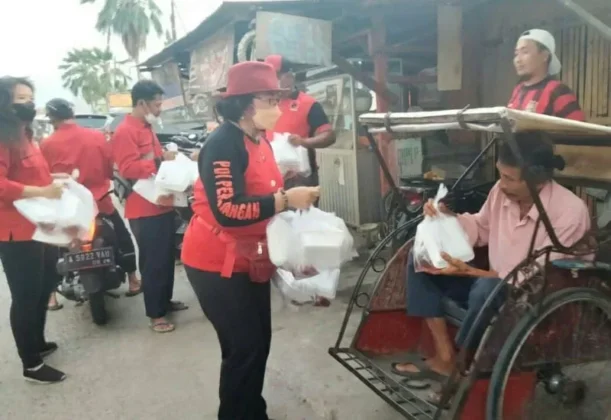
left=59, top=47, right=131, bottom=109
left=80, top=0, right=163, bottom=69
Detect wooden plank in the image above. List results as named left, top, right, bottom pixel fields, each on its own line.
left=584, top=27, right=593, bottom=117
left=437, top=3, right=463, bottom=91
left=578, top=25, right=587, bottom=101
left=562, top=28, right=578, bottom=98
left=572, top=27, right=580, bottom=93
left=593, top=32, right=600, bottom=117
left=600, top=36, right=610, bottom=116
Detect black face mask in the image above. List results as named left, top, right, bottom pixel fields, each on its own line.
left=13, top=102, right=36, bottom=122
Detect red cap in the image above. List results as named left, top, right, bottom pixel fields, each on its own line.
left=264, top=55, right=283, bottom=72
left=221, top=61, right=287, bottom=98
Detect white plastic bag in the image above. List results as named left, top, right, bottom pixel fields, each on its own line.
left=267, top=207, right=355, bottom=272
left=272, top=268, right=340, bottom=304
left=155, top=160, right=192, bottom=192
left=270, top=132, right=311, bottom=176
left=133, top=177, right=188, bottom=207
left=14, top=179, right=98, bottom=245
left=412, top=184, right=474, bottom=271
left=271, top=133, right=300, bottom=176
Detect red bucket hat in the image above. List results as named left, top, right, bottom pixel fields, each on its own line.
left=221, top=61, right=287, bottom=98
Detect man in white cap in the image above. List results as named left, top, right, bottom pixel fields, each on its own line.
left=508, top=29, right=585, bottom=121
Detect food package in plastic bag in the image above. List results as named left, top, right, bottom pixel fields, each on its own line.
left=272, top=268, right=340, bottom=304
left=412, top=184, right=474, bottom=271
left=133, top=178, right=188, bottom=207
left=155, top=160, right=192, bottom=192
left=174, top=152, right=199, bottom=184
left=270, top=133, right=311, bottom=176
left=14, top=179, right=98, bottom=245
left=267, top=211, right=297, bottom=267
left=267, top=207, right=355, bottom=272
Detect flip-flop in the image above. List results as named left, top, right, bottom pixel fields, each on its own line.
left=168, top=301, right=189, bottom=312
left=391, top=360, right=449, bottom=382
left=125, top=288, right=142, bottom=297
left=47, top=303, right=64, bottom=311
left=150, top=320, right=175, bottom=333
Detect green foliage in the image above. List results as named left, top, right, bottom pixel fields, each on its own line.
left=59, top=47, right=131, bottom=107
left=81, top=0, right=163, bottom=63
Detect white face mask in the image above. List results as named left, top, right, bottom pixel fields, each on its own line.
left=144, top=113, right=158, bottom=125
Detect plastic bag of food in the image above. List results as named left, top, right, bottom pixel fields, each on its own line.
left=272, top=268, right=340, bottom=304
left=14, top=178, right=98, bottom=245
left=412, top=184, right=474, bottom=271
left=267, top=207, right=355, bottom=272
left=270, top=133, right=311, bottom=176
left=133, top=178, right=188, bottom=207
left=155, top=160, right=192, bottom=192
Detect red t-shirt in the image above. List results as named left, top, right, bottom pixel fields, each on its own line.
left=40, top=123, right=115, bottom=215
left=181, top=122, right=283, bottom=274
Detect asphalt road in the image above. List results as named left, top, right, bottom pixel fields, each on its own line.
left=0, top=260, right=404, bottom=420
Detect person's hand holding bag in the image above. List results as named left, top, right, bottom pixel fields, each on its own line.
left=422, top=198, right=455, bottom=218
left=286, top=186, right=320, bottom=209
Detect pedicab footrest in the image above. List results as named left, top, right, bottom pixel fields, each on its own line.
left=329, top=347, right=441, bottom=419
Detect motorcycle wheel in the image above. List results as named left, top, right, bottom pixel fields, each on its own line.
left=89, top=292, right=108, bottom=326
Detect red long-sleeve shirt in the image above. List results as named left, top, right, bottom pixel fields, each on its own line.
left=110, top=114, right=172, bottom=219
left=0, top=136, right=53, bottom=241
left=40, top=123, right=115, bottom=215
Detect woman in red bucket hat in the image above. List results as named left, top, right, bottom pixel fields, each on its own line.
left=181, top=61, right=320, bottom=420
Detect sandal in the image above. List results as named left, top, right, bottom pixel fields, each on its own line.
left=47, top=303, right=64, bottom=311
left=391, top=359, right=449, bottom=382
left=150, top=320, right=175, bottom=333
left=168, top=301, right=189, bottom=312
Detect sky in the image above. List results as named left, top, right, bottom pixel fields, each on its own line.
left=1, top=0, right=223, bottom=112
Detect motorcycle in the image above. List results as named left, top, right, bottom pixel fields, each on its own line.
left=55, top=192, right=128, bottom=325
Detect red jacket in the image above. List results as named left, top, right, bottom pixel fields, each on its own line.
left=40, top=123, right=115, bottom=215
left=0, top=136, right=53, bottom=241
left=110, top=114, right=172, bottom=219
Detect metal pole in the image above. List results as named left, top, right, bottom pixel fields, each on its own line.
left=556, top=0, right=611, bottom=42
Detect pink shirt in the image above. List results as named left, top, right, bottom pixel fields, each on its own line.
left=457, top=181, right=590, bottom=280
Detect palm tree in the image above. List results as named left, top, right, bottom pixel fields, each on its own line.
left=59, top=47, right=131, bottom=110
left=80, top=0, right=163, bottom=70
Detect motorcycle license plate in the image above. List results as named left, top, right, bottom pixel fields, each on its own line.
left=64, top=247, right=115, bottom=271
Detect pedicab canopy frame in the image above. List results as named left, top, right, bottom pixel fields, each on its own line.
left=329, top=107, right=611, bottom=420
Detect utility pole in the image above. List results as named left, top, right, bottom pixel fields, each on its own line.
left=170, top=0, right=178, bottom=41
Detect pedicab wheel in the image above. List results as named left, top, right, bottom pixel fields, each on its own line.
left=486, top=288, right=611, bottom=420
left=89, top=291, right=108, bottom=325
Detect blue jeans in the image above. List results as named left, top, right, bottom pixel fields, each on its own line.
left=406, top=252, right=506, bottom=349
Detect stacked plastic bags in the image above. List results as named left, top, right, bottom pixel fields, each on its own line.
left=14, top=178, right=98, bottom=246
left=133, top=143, right=198, bottom=208
left=267, top=207, right=356, bottom=304
left=270, top=133, right=311, bottom=177
left=412, top=184, right=474, bottom=271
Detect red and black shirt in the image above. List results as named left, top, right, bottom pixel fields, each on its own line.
left=267, top=90, right=332, bottom=184
left=507, top=77, right=585, bottom=121
left=181, top=122, right=284, bottom=273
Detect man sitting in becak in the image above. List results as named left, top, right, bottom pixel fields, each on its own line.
left=391, top=132, right=590, bottom=404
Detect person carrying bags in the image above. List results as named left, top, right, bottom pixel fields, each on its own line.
left=181, top=61, right=320, bottom=420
